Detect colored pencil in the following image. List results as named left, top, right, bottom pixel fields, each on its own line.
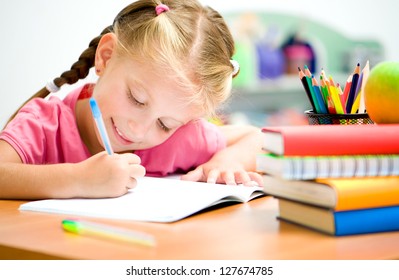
left=303, top=65, right=321, bottom=113
left=342, top=74, right=352, bottom=108
left=329, top=82, right=344, bottom=114
left=312, top=75, right=328, bottom=114
left=319, top=76, right=329, bottom=105
left=336, top=83, right=346, bottom=114
left=358, top=60, right=370, bottom=113
left=345, top=63, right=360, bottom=113
left=298, top=67, right=317, bottom=112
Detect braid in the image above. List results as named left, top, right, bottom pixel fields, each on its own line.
left=5, top=26, right=113, bottom=127
left=53, top=26, right=113, bottom=88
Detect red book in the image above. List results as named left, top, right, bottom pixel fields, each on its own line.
left=262, top=124, right=399, bottom=156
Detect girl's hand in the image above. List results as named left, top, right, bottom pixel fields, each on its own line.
left=181, top=124, right=264, bottom=187
left=76, top=151, right=145, bottom=198
left=180, top=163, right=263, bottom=187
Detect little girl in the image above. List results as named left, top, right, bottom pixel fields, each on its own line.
left=0, top=0, right=263, bottom=199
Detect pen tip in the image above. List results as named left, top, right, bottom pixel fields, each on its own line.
left=298, top=66, right=301, bottom=71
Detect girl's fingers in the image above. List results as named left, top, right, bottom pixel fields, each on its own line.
left=220, top=171, right=237, bottom=185
left=180, top=167, right=205, bottom=182
left=248, top=172, right=264, bottom=187
left=181, top=166, right=264, bottom=187
left=206, top=169, right=220, bottom=184
left=119, top=153, right=142, bottom=164
left=234, top=171, right=252, bottom=185
left=126, top=177, right=138, bottom=190
left=130, top=164, right=146, bottom=178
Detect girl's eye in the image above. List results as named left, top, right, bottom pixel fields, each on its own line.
left=158, top=119, right=171, bottom=132
left=127, top=91, right=145, bottom=107
left=126, top=90, right=171, bottom=132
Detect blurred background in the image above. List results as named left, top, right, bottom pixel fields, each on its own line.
left=0, top=0, right=398, bottom=128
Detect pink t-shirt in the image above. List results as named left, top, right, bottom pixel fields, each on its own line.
left=0, top=85, right=226, bottom=176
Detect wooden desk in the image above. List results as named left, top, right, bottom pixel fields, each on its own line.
left=1, top=197, right=399, bottom=260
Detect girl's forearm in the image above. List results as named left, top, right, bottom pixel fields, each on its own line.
left=220, top=125, right=263, bottom=170
left=0, top=162, right=79, bottom=200
left=0, top=152, right=145, bottom=200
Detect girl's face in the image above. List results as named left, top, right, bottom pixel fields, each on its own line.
left=91, top=40, right=203, bottom=153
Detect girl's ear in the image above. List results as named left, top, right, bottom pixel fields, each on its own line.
left=95, top=33, right=117, bottom=76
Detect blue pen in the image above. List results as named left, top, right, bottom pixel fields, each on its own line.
left=89, top=98, right=113, bottom=155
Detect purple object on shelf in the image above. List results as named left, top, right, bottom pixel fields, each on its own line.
left=256, top=44, right=285, bottom=79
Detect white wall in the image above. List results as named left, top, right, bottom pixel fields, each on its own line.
left=1, top=0, right=398, bottom=128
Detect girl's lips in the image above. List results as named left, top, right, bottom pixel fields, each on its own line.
left=112, top=120, right=134, bottom=145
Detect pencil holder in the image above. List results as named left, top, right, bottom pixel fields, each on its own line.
left=304, top=110, right=374, bottom=125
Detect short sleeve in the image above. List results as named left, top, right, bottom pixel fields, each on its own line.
left=135, top=119, right=226, bottom=176
left=0, top=95, right=90, bottom=164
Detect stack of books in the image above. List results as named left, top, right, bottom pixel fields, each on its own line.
left=257, top=124, right=399, bottom=236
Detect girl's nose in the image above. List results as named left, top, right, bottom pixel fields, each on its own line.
left=127, top=119, right=152, bottom=139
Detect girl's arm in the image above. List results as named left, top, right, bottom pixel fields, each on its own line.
left=181, top=125, right=264, bottom=186
left=0, top=140, right=145, bottom=200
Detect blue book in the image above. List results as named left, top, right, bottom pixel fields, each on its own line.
left=278, top=199, right=399, bottom=236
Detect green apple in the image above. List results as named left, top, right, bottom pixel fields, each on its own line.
left=364, top=61, right=399, bottom=124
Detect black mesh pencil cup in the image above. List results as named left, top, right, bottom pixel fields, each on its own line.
left=305, top=110, right=374, bottom=125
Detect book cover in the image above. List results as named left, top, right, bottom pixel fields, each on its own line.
left=261, top=124, right=399, bottom=156
left=19, top=176, right=266, bottom=223
left=256, top=153, right=399, bottom=180
left=262, top=175, right=399, bottom=211
left=278, top=199, right=399, bottom=236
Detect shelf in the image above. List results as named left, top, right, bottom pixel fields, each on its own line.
left=222, top=73, right=349, bottom=113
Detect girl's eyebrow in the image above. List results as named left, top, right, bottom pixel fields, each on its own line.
left=130, top=79, right=148, bottom=96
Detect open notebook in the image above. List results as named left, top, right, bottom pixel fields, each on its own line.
left=19, top=176, right=265, bottom=222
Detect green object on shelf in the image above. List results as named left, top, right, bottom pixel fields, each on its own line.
left=233, top=41, right=257, bottom=88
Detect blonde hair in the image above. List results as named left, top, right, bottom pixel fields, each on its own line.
left=6, top=0, right=236, bottom=125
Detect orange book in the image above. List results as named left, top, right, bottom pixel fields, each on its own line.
left=263, top=175, right=399, bottom=211
left=324, top=177, right=399, bottom=210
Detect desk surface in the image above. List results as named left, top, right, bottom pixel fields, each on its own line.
left=1, top=197, right=399, bottom=260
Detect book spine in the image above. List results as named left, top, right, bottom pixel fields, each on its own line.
left=257, top=154, right=399, bottom=180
